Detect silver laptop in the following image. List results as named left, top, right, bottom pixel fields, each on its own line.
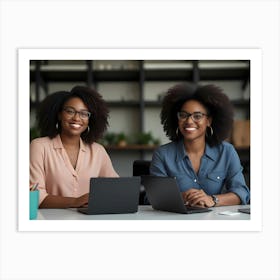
left=78, top=177, right=141, bottom=215
left=141, top=176, right=212, bottom=214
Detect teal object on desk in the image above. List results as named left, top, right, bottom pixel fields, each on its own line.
left=29, top=190, right=39, bottom=220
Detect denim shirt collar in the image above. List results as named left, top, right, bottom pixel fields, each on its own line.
left=175, top=139, right=218, bottom=162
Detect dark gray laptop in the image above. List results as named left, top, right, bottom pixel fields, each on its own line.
left=141, top=176, right=212, bottom=214
left=78, top=177, right=141, bottom=215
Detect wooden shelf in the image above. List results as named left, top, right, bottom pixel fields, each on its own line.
left=107, top=101, right=140, bottom=107
left=30, top=61, right=250, bottom=82
left=92, top=70, right=139, bottom=82
left=30, top=66, right=140, bottom=83
left=107, top=99, right=249, bottom=108
left=144, top=101, right=162, bottom=107
left=198, top=61, right=250, bottom=81
left=104, top=145, right=158, bottom=151
left=144, top=69, right=193, bottom=81
left=199, top=68, right=249, bottom=80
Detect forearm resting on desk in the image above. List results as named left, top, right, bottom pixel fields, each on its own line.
left=183, top=189, right=241, bottom=207
left=211, top=192, right=241, bottom=207
left=39, top=193, right=89, bottom=209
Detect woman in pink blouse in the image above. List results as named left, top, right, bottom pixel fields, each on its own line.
left=30, top=86, right=119, bottom=208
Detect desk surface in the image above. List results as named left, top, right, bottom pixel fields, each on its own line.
left=37, top=205, right=250, bottom=220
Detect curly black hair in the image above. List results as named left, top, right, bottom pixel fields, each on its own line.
left=161, top=83, right=234, bottom=146
left=36, top=86, right=109, bottom=144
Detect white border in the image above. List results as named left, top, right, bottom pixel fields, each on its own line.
left=18, top=48, right=262, bottom=232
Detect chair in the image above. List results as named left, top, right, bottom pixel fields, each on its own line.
left=133, top=160, right=151, bottom=205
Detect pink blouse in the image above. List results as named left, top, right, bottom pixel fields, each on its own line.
left=30, top=135, right=119, bottom=205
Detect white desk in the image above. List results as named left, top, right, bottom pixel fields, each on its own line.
left=37, top=205, right=250, bottom=220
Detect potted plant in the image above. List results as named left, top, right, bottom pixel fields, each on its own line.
left=104, top=132, right=118, bottom=146
left=135, top=131, right=154, bottom=146
left=116, top=132, right=127, bottom=147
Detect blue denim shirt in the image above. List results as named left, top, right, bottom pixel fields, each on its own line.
left=150, top=140, right=250, bottom=204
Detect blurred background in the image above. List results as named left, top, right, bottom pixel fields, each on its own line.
left=30, top=60, right=250, bottom=187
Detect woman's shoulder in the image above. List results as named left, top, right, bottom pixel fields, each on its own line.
left=155, top=141, right=179, bottom=156
left=157, top=141, right=177, bottom=150
left=86, top=142, right=107, bottom=153
left=85, top=142, right=113, bottom=162
left=214, top=141, right=237, bottom=154
left=220, top=141, right=236, bottom=150
left=30, top=137, right=56, bottom=155
left=30, top=136, right=52, bottom=146
left=92, top=141, right=105, bottom=149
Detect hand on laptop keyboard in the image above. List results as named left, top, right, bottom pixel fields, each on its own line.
left=182, top=189, right=213, bottom=208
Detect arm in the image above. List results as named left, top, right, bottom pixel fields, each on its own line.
left=183, top=145, right=249, bottom=207
left=39, top=193, right=89, bottom=208
left=183, top=189, right=241, bottom=207
left=224, top=147, right=250, bottom=205
left=30, top=139, right=49, bottom=205
left=211, top=192, right=241, bottom=206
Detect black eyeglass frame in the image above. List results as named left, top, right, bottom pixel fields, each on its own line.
left=177, top=111, right=209, bottom=122
left=63, top=107, right=92, bottom=119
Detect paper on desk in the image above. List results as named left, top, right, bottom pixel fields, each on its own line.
left=218, top=211, right=240, bottom=216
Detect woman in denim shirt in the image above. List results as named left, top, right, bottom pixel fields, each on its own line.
left=150, top=83, right=250, bottom=207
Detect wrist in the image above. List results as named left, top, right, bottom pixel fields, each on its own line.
left=211, top=195, right=219, bottom=207
left=71, top=197, right=80, bottom=208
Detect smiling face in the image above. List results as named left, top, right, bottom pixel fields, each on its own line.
left=178, top=100, right=211, bottom=143
left=58, top=97, right=90, bottom=138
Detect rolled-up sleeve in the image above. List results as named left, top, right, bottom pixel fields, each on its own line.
left=225, top=148, right=250, bottom=205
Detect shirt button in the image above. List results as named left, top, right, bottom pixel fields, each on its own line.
left=194, top=179, right=197, bottom=183
left=74, top=188, right=77, bottom=192
left=217, top=176, right=220, bottom=179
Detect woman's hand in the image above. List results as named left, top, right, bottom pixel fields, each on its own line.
left=74, top=193, right=89, bottom=208
left=182, top=188, right=214, bottom=208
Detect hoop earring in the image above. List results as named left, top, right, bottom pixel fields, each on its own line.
left=176, top=127, right=179, bottom=137
left=206, top=126, right=213, bottom=137
left=87, top=126, right=90, bottom=134
left=56, top=123, right=59, bottom=130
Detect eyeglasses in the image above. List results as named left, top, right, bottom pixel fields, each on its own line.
left=177, top=111, right=208, bottom=122
left=63, top=107, right=91, bottom=120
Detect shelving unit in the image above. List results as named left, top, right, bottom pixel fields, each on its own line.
left=30, top=60, right=250, bottom=182
left=104, top=145, right=158, bottom=151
